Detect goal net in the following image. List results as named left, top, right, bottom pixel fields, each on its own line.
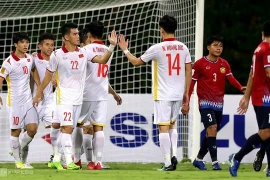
left=0, top=0, right=202, bottom=163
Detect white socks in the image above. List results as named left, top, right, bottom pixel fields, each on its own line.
left=53, top=132, right=63, bottom=162
left=93, top=131, right=104, bottom=164
left=61, top=133, right=73, bottom=166
left=83, top=134, right=93, bottom=162
left=50, top=127, right=60, bottom=154
left=169, top=129, right=177, bottom=157
left=159, top=133, right=171, bottom=167
left=10, top=136, right=21, bottom=163
left=20, top=131, right=33, bottom=150
left=73, top=127, right=83, bottom=163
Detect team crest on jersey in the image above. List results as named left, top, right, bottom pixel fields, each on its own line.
left=27, top=58, right=30, bottom=62
left=78, top=54, right=84, bottom=58
left=220, top=67, right=226, bottom=73
left=206, top=66, right=210, bottom=69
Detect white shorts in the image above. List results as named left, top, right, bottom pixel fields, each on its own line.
left=56, top=104, right=82, bottom=127
left=153, top=100, right=181, bottom=125
left=78, top=101, right=107, bottom=126
left=36, top=103, right=55, bottom=128
left=7, top=101, right=39, bottom=129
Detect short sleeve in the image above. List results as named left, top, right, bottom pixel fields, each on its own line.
left=192, top=61, right=201, bottom=80
left=0, top=59, right=12, bottom=79
left=223, top=60, right=232, bottom=76
left=140, top=45, right=157, bottom=63
left=262, top=47, right=270, bottom=69
left=47, top=52, right=58, bottom=72
left=84, top=45, right=97, bottom=62
left=185, top=52, right=192, bottom=64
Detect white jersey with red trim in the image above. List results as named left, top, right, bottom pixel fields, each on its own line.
left=0, top=52, right=34, bottom=106
left=47, top=46, right=87, bottom=105
left=83, top=41, right=113, bottom=101
left=33, top=53, right=54, bottom=105
left=140, top=38, right=191, bottom=101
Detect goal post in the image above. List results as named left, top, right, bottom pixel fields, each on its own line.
left=0, top=0, right=203, bottom=163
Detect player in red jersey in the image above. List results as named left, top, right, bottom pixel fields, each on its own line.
left=187, top=36, right=245, bottom=171
left=229, top=21, right=270, bottom=177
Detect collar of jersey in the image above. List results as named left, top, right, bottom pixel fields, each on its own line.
left=163, top=38, right=177, bottom=41
left=204, top=56, right=219, bottom=63
left=11, top=52, right=27, bottom=61
left=37, top=53, right=44, bottom=60
left=62, top=45, right=79, bottom=53
left=92, top=41, right=104, bottom=45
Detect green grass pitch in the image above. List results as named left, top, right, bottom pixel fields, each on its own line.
left=0, top=163, right=267, bottom=180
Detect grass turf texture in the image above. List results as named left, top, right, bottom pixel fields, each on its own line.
left=0, top=163, right=267, bottom=180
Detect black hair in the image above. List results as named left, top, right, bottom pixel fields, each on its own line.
left=79, top=29, right=89, bottom=44
left=87, top=21, right=104, bottom=39
left=13, top=32, right=30, bottom=44
left=159, top=15, right=177, bottom=34
left=39, top=32, right=56, bottom=44
left=60, top=22, right=78, bottom=37
left=263, top=21, right=270, bottom=37
left=206, top=35, right=224, bottom=46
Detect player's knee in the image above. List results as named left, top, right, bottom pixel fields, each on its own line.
left=206, top=125, right=217, bottom=136
left=93, top=125, right=103, bottom=132
left=258, top=129, right=270, bottom=140
left=89, top=126, right=94, bottom=135
left=52, top=123, right=60, bottom=129
left=158, top=125, right=169, bottom=133
left=61, top=126, right=73, bottom=134
left=11, top=129, right=21, bottom=137
left=77, top=123, right=83, bottom=128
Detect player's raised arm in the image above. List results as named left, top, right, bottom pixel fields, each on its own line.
left=118, top=34, right=145, bottom=66
left=91, top=30, right=117, bottom=64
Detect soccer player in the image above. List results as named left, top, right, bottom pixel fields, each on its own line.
left=229, top=21, right=270, bottom=177
left=77, top=27, right=121, bottom=169
left=74, top=22, right=122, bottom=170
left=189, top=36, right=245, bottom=171
left=0, top=32, right=39, bottom=169
left=118, top=15, right=192, bottom=171
left=32, top=22, right=117, bottom=170
left=32, top=32, right=60, bottom=168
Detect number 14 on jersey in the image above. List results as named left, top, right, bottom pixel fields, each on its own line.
left=166, top=53, right=181, bottom=76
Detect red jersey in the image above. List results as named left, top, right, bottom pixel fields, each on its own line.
left=251, top=41, right=270, bottom=106
left=190, top=56, right=242, bottom=111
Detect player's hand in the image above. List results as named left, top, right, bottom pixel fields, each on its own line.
left=118, top=34, right=129, bottom=51
left=237, top=96, right=249, bottom=115
left=241, top=86, right=246, bottom=93
left=51, top=79, right=57, bottom=88
left=108, top=30, right=117, bottom=46
left=32, top=52, right=37, bottom=57
left=32, top=91, right=43, bottom=107
left=113, top=93, right=122, bottom=105
left=181, top=104, right=190, bottom=115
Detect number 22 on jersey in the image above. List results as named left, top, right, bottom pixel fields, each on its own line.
left=166, top=53, right=181, bottom=76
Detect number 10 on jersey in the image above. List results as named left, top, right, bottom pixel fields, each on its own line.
left=166, top=53, right=181, bottom=76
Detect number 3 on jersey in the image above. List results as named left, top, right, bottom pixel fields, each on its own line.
left=166, top=53, right=181, bottom=76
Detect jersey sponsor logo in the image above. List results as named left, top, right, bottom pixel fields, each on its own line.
left=220, top=67, right=226, bottom=73
left=206, top=66, right=210, bottom=69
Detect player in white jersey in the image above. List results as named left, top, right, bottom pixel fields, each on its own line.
left=32, top=33, right=61, bottom=168
left=0, top=32, right=40, bottom=169
left=75, top=26, right=122, bottom=170
left=33, top=23, right=117, bottom=170
left=118, top=15, right=192, bottom=171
